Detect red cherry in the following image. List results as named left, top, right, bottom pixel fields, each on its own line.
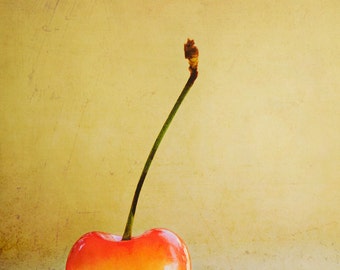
left=66, top=39, right=198, bottom=270
left=66, top=228, right=191, bottom=269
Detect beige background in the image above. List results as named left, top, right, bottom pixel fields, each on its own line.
left=1, top=1, right=339, bottom=269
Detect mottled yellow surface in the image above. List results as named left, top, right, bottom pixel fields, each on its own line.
left=1, top=1, right=339, bottom=269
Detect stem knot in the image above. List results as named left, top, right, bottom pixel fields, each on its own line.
left=184, top=39, right=199, bottom=73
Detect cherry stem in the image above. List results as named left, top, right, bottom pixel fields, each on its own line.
left=122, top=68, right=198, bottom=240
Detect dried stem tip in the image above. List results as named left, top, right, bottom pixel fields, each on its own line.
left=184, top=39, right=199, bottom=72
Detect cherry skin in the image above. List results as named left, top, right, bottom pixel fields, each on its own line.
left=66, top=228, right=191, bottom=270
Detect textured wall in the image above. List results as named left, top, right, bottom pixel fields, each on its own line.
left=1, top=1, right=339, bottom=269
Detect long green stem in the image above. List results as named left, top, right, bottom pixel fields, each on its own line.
left=122, top=69, right=198, bottom=240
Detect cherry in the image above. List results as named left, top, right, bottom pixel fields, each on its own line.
left=66, top=39, right=199, bottom=270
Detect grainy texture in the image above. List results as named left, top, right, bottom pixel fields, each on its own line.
left=0, top=1, right=339, bottom=269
